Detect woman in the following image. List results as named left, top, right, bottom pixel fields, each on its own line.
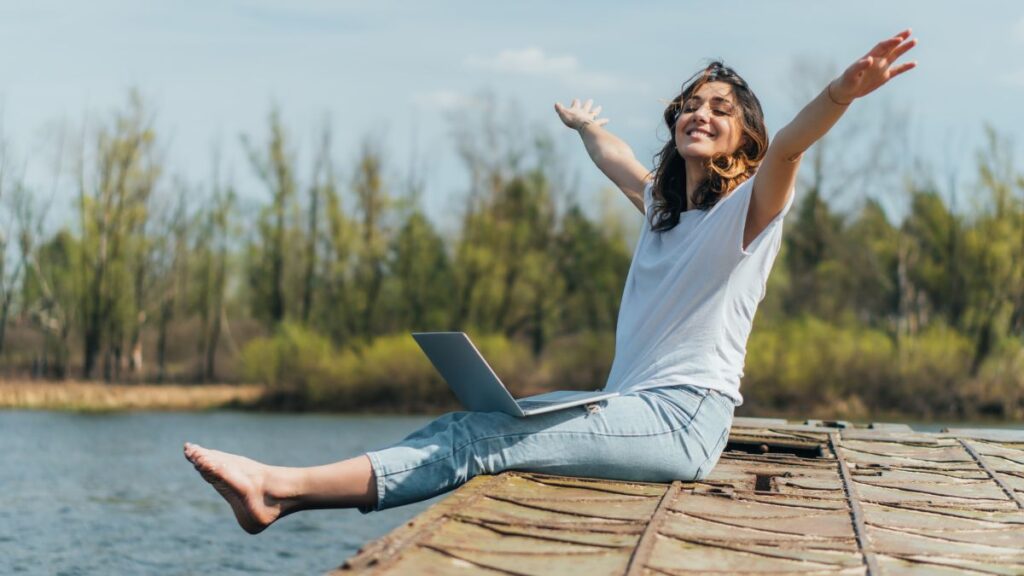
left=184, top=30, right=916, bottom=534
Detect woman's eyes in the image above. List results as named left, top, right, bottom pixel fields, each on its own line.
left=681, top=105, right=733, bottom=116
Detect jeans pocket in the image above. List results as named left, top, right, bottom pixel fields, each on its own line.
left=694, top=425, right=730, bottom=480
left=650, top=385, right=710, bottom=429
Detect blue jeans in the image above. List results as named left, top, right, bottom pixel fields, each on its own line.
left=362, top=385, right=734, bottom=512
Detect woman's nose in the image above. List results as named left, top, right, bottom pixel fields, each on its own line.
left=692, top=103, right=711, bottom=121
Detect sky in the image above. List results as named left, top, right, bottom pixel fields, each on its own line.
left=0, top=0, right=1022, bottom=233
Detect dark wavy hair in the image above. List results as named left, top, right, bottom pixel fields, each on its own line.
left=648, top=61, right=768, bottom=232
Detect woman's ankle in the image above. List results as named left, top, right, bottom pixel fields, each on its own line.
left=261, top=466, right=307, bottom=513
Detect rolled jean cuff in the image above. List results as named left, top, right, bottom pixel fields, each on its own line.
left=358, top=450, right=387, bottom=514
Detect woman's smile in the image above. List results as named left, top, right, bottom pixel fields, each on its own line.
left=674, top=81, right=742, bottom=160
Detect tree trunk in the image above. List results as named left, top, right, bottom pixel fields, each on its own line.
left=301, top=183, right=319, bottom=324
left=0, top=293, right=11, bottom=356
left=204, top=247, right=227, bottom=382
left=156, top=296, right=172, bottom=383
left=270, top=204, right=286, bottom=324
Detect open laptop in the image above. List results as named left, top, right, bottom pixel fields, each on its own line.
left=412, top=332, right=619, bottom=417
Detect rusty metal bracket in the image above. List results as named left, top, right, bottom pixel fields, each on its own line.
left=829, top=433, right=879, bottom=576
left=959, top=438, right=1024, bottom=510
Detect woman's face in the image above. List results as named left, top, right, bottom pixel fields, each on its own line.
left=673, top=81, right=744, bottom=161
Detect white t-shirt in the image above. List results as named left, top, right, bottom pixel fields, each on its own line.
left=602, top=173, right=794, bottom=405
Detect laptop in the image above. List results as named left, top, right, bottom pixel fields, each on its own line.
left=412, top=332, right=619, bottom=417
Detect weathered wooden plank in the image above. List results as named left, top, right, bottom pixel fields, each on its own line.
left=337, top=425, right=1024, bottom=575
left=942, top=429, right=1024, bottom=442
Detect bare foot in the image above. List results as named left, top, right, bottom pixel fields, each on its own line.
left=183, top=442, right=294, bottom=534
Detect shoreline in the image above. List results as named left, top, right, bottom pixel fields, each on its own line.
left=0, top=379, right=265, bottom=412
left=2, top=380, right=1021, bottom=428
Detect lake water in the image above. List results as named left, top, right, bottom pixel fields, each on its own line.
left=3, top=411, right=1020, bottom=575
left=0, top=410, right=440, bottom=575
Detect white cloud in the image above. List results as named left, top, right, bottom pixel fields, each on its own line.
left=465, top=47, right=628, bottom=91
left=466, top=47, right=577, bottom=75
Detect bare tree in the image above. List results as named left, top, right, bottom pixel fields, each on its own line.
left=77, top=92, right=161, bottom=380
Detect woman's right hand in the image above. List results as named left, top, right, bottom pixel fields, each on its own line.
left=554, top=99, right=609, bottom=131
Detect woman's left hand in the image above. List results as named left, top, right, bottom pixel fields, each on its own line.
left=830, top=29, right=918, bottom=104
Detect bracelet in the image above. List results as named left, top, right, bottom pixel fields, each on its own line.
left=576, top=119, right=593, bottom=132
left=826, top=82, right=851, bottom=106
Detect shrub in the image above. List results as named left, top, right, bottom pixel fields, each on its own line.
left=964, top=339, right=1024, bottom=419
left=532, top=331, right=615, bottom=394
left=241, top=329, right=533, bottom=412
left=891, top=324, right=973, bottom=417
left=241, top=322, right=336, bottom=400
left=744, top=316, right=894, bottom=416
left=317, top=334, right=448, bottom=411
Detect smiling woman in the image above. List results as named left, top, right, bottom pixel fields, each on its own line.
left=184, top=29, right=918, bottom=536
left=656, top=61, right=769, bottom=224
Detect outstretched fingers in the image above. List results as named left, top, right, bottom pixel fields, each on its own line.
left=888, top=37, right=917, bottom=62
left=889, top=61, right=918, bottom=78
left=555, top=98, right=607, bottom=130
left=869, top=36, right=904, bottom=58
left=869, top=29, right=914, bottom=58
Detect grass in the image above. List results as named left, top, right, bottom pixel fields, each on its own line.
left=0, top=379, right=265, bottom=412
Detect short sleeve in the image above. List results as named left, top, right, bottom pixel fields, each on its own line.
left=702, top=174, right=795, bottom=260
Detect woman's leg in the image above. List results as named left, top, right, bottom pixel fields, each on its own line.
left=183, top=385, right=733, bottom=533
left=364, top=385, right=733, bottom=511
left=182, top=443, right=377, bottom=534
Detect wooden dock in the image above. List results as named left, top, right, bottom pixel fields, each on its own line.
left=336, top=418, right=1024, bottom=575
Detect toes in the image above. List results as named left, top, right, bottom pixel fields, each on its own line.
left=194, top=453, right=212, bottom=471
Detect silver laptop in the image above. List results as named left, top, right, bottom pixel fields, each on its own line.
left=412, top=332, right=619, bottom=417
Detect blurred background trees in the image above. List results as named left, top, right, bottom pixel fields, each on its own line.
left=0, top=89, right=1021, bottom=420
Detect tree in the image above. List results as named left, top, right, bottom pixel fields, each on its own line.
left=149, top=185, right=191, bottom=382
left=192, top=173, right=234, bottom=382
left=555, top=202, right=632, bottom=334
left=961, top=127, right=1023, bottom=373
left=243, top=106, right=297, bottom=328
left=22, top=230, right=80, bottom=378
left=350, top=139, right=392, bottom=340
left=388, top=204, right=453, bottom=332
left=77, top=92, right=160, bottom=380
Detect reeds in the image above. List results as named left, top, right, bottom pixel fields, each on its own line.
left=0, top=380, right=264, bottom=411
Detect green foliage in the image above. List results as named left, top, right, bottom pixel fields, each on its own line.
left=744, top=316, right=895, bottom=415
left=5, top=93, right=1023, bottom=420
left=556, top=206, right=632, bottom=333
left=533, top=331, right=616, bottom=393
left=243, top=107, right=298, bottom=327
left=241, top=328, right=532, bottom=412
left=893, top=324, right=974, bottom=416
left=385, top=210, right=453, bottom=332
left=783, top=188, right=848, bottom=320
left=966, top=339, right=1024, bottom=419
left=241, top=322, right=335, bottom=397
left=743, top=318, right=1001, bottom=419
left=74, top=91, right=161, bottom=379
left=843, top=198, right=899, bottom=327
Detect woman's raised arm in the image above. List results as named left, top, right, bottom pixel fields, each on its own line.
left=746, top=29, right=918, bottom=248
left=555, top=99, right=650, bottom=214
